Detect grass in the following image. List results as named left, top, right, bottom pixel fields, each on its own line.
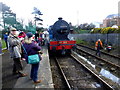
left=79, top=30, right=91, bottom=34
left=75, top=39, right=88, bottom=45
left=2, top=39, right=6, bottom=49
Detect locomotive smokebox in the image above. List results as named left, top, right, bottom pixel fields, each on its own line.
left=52, top=17, right=70, bottom=40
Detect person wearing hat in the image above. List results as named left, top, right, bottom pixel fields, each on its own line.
left=95, top=39, right=103, bottom=57
left=7, top=27, right=27, bottom=77
left=23, top=32, right=42, bottom=83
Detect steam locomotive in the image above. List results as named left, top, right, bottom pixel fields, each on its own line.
left=48, top=17, right=76, bottom=55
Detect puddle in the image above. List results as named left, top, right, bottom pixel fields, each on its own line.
left=76, top=53, right=120, bottom=85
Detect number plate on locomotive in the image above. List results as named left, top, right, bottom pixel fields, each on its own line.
left=63, top=41, right=67, bottom=44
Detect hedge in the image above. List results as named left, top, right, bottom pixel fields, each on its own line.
left=91, top=27, right=120, bottom=34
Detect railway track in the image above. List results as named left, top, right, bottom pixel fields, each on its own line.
left=77, top=44, right=120, bottom=58
left=77, top=44, right=120, bottom=65
left=74, top=46, right=120, bottom=86
left=52, top=55, right=114, bottom=89
left=76, top=45, right=120, bottom=70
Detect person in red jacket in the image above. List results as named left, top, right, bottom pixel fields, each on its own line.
left=18, top=31, right=26, bottom=42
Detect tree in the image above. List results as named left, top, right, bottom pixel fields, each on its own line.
left=0, top=3, right=17, bottom=29
left=17, top=18, right=24, bottom=30
left=79, top=23, right=95, bottom=30
left=32, top=7, right=43, bottom=15
left=88, top=23, right=95, bottom=30
left=0, top=2, right=10, bottom=29
left=16, top=22, right=23, bottom=30
left=26, top=21, right=36, bottom=34
left=1, top=3, right=24, bottom=30
left=32, top=7, right=43, bottom=30
left=0, top=2, right=10, bottom=13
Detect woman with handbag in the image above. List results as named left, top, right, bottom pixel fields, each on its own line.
left=23, top=32, right=42, bottom=83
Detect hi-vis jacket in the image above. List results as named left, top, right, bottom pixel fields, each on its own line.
left=95, top=40, right=103, bottom=48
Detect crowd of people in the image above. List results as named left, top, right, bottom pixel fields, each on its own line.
left=3, top=27, right=46, bottom=83
left=3, top=30, right=45, bottom=50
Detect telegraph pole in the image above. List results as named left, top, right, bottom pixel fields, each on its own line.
left=2, top=12, right=5, bottom=29
left=35, top=14, right=37, bottom=30
left=118, top=1, right=120, bottom=26
left=77, top=10, right=79, bottom=26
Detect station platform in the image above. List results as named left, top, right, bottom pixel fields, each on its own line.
left=14, top=45, right=54, bottom=89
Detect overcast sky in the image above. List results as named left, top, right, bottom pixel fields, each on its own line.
left=1, top=0, right=120, bottom=27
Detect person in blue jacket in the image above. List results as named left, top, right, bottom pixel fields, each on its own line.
left=0, top=38, right=2, bottom=54
left=3, top=32, right=8, bottom=49
left=23, top=32, right=42, bottom=83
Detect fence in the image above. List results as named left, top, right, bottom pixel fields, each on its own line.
left=68, top=34, right=120, bottom=46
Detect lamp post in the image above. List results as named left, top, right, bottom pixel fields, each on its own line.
left=34, top=14, right=37, bottom=29
left=106, top=30, right=110, bottom=45
left=107, top=32, right=108, bottom=45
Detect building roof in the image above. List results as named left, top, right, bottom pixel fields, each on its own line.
left=106, top=14, right=120, bottom=19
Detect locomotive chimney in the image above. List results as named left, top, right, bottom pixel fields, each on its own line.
left=58, top=17, right=62, bottom=20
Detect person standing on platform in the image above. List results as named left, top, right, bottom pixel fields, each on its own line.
left=0, top=38, right=2, bottom=54
left=3, top=32, right=8, bottom=49
left=18, top=31, right=26, bottom=43
left=23, top=32, right=42, bottom=83
left=95, top=39, right=103, bottom=57
left=35, top=31, right=39, bottom=43
left=7, top=27, right=27, bottom=77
